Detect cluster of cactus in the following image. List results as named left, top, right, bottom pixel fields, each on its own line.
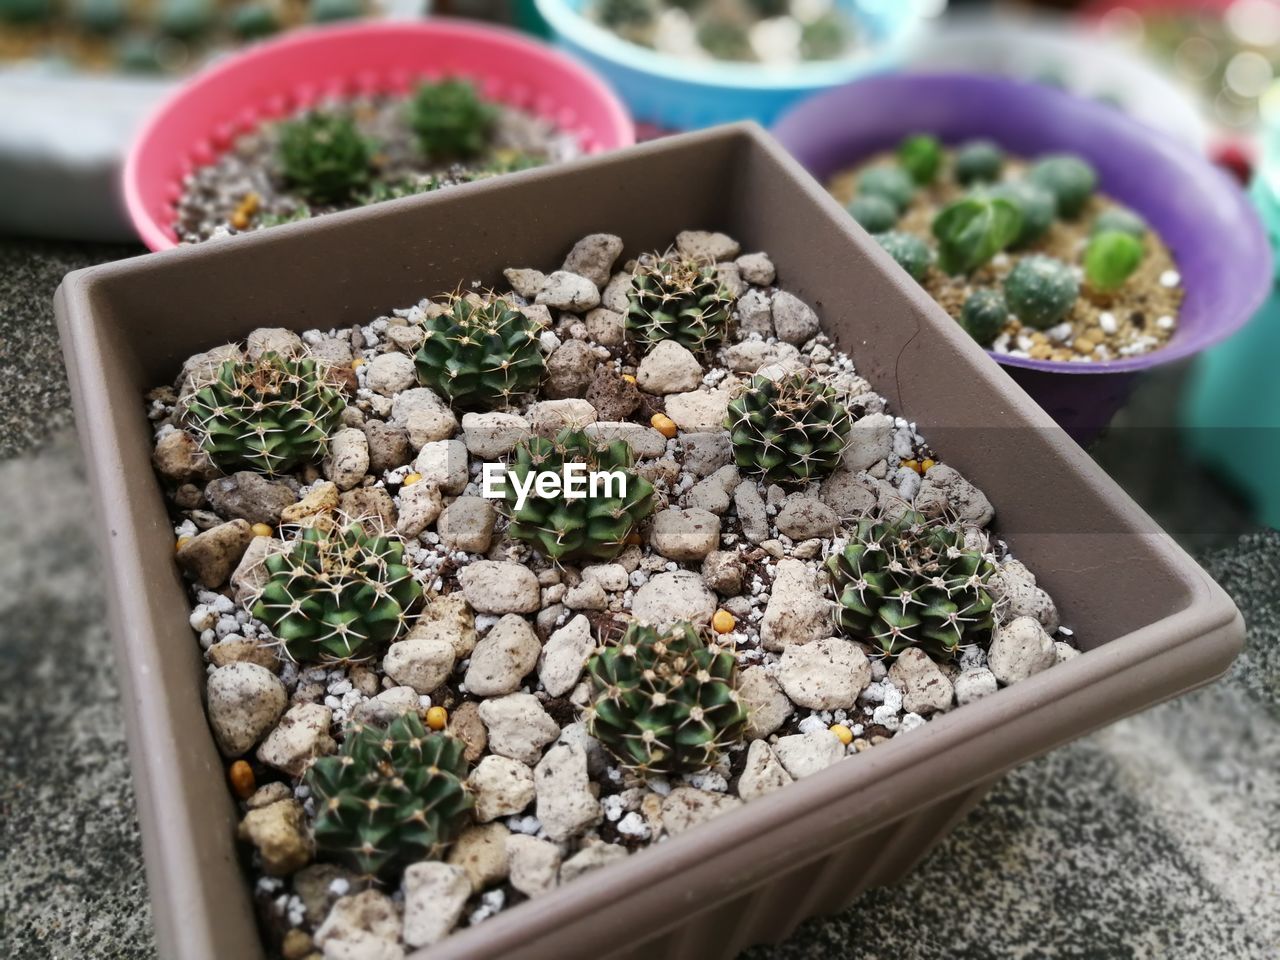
left=408, top=78, right=497, bottom=160
left=625, top=255, right=737, bottom=356
left=252, top=520, right=422, bottom=663
left=501, top=428, right=655, bottom=562
left=185, top=351, right=346, bottom=476
left=305, top=712, right=472, bottom=880
left=826, top=510, right=998, bottom=660
left=585, top=620, right=747, bottom=775
left=725, top=372, right=852, bottom=488
left=277, top=112, right=373, bottom=205
left=413, top=295, right=546, bottom=410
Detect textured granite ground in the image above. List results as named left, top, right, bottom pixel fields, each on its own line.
left=1, top=238, right=1276, bottom=959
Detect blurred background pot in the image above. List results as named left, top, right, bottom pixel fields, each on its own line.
left=772, top=72, right=1273, bottom=442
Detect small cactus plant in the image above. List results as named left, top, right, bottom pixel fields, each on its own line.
left=1092, top=207, right=1146, bottom=239
left=990, top=180, right=1057, bottom=248
left=502, top=428, right=656, bottom=563
left=408, top=79, right=497, bottom=160
left=697, top=18, right=753, bottom=61
left=306, top=713, right=472, bottom=880
left=897, top=134, right=943, bottom=185
left=827, top=511, right=999, bottom=660
left=597, top=0, right=654, bottom=28
left=799, top=12, right=849, bottom=61
left=1084, top=230, right=1144, bottom=293
left=626, top=256, right=736, bottom=356
left=185, top=352, right=346, bottom=476
left=585, top=620, right=747, bottom=776
left=953, top=139, right=1004, bottom=186
left=413, top=295, right=546, bottom=410
left=278, top=112, right=373, bottom=205
left=847, top=194, right=899, bottom=234
left=959, top=290, right=1008, bottom=346
left=1003, top=254, right=1080, bottom=329
left=1029, top=154, right=1097, bottom=219
left=857, top=164, right=915, bottom=214
left=252, top=520, right=423, bottom=663
left=725, top=372, right=853, bottom=488
left=931, top=194, right=1022, bottom=276
left=874, top=231, right=933, bottom=282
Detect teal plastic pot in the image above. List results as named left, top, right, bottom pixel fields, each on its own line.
left=1184, top=96, right=1280, bottom=528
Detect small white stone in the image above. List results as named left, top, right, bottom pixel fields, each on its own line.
left=774, top=730, right=845, bottom=779
left=534, top=742, right=601, bottom=842
left=988, top=616, right=1056, bottom=685
left=402, top=862, right=470, bottom=948
left=737, top=740, right=793, bottom=801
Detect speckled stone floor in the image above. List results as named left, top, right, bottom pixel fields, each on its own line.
left=1, top=238, right=1276, bottom=960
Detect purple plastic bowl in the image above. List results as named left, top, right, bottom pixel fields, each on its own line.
left=772, top=73, right=1274, bottom=440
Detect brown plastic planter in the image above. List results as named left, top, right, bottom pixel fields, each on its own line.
left=55, top=123, right=1242, bottom=960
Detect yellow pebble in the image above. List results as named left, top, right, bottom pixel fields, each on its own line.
left=901, top=458, right=920, bottom=474
left=228, top=759, right=256, bottom=800
left=175, top=536, right=192, bottom=551
left=830, top=724, right=853, bottom=745
left=250, top=522, right=273, bottom=538
left=1085, top=327, right=1107, bottom=345
left=425, top=706, right=448, bottom=731
left=622, top=374, right=637, bottom=384
left=920, top=458, right=936, bottom=473
left=651, top=413, right=678, bottom=439
left=402, top=472, right=422, bottom=487
left=712, top=609, right=735, bottom=634
left=350, top=358, right=365, bottom=369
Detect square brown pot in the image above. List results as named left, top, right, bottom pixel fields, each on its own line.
left=55, top=123, right=1242, bottom=960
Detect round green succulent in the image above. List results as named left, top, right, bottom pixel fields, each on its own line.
left=626, top=256, right=736, bottom=356
left=799, top=12, right=849, bottom=61
left=156, top=0, right=214, bottom=39
left=847, top=195, right=898, bottom=234
left=278, top=112, right=373, bottom=205
left=898, top=134, right=943, bottom=185
left=960, top=290, right=1008, bottom=346
left=698, top=19, right=753, bottom=61
left=932, top=194, right=1022, bottom=276
left=408, top=79, right=497, bottom=160
left=953, top=140, right=1004, bottom=186
left=1004, top=255, right=1079, bottom=330
left=827, top=510, right=998, bottom=660
left=857, top=165, right=915, bottom=214
left=413, top=295, right=545, bottom=410
left=74, top=0, right=126, bottom=34
left=1084, top=230, right=1144, bottom=293
left=875, top=231, right=933, bottom=282
left=253, top=520, right=423, bottom=663
left=990, top=180, right=1057, bottom=247
left=1092, top=207, right=1146, bottom=239
left=726, top=372, right=853, bottom=489
left=585, top=620, right=747, bottom=776
left=502, top=428, right=656, bottom=563
left=1029, top=154, right=1097, bottom=219
left=230, top=2, right=279, bottom=38
left=597, top=0, right=654, bottom=27
left=185, top=352, right=346, bottom=476
left=306, top=713, right=472, bottom=881
left=309, top=0, right=362, bottom=22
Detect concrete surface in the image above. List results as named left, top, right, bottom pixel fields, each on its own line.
left=1, top=238, right=1276, bottom=959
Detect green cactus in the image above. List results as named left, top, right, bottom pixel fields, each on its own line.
left=697, top=19, right=753, bottom=62
left=278, top=112, right=373, bottom=205
left=725, top=372, right=853, bottom=489
left=959, top=290, right=1008, bottom=346
left=408, top=79, right=497, bottom=161
left=230, top=2, right=280, bottom=39
left=74, top=0, right=126, bottom=34
left=1092, top=207, right=1146, bottom=239
left=1004, top=254, right=1079, bottom=330
left=990, top=180, right=1057, bottom=247
left=597, top=0, right=654, bottom=28
left=1029, top=154, right=1097, bottom=219
left=185, top=352, right=346, bottom=477
left=799, top=12, right=849, bottom=61
left=306, top=713, right=472, bottom=880
left=847, top=194, right=899, bottom=234
left=309, top=0, right=362, bottom=22
left=0, top=0, right=53, bottom=21
left=857, top=164, right=915, bottom=214
left=413, top=295, right=546, bottom=411
left=626, top=256, right=736, bottom=356
left=898, top=134, right=943, bottom=185
left=157, top=0, right=215, bottom=40
left=502, top=428, right=656, bottom=563
left=874, top=231, right=933, bottom=282
left=252, top=520, right=423, bottom=663
left=953, top=139, right=1005, bottom=186
left=827, top=511, right=998, bottom=660
left=1084, top=230, right=1144, bottom=293
left=585, top=620, right=747, bottom=776
left=932, top=194, right=1022, bottom=276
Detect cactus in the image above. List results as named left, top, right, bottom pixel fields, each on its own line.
left=799, top=12, right=849, bottom=61
left=1084, top=230, right=1144, bottom=293
left=230, top=2, right=279, bottom=38
left=953, top=139, right=1004, bottom=186
left=932, top=194, right=1022, bottom=276
left=1029, top=154, right=1097, bottom=219
left=874, top=231, right=933, bottom=282
left=1003, top=254, right=1079, bottom=330
left=185, top=352, right=346, bottom=476
left=725, top=372, right=853, bottom=489
left=157, top=0, right=214, bottom=38
left=1092, top=207, right=1146, bottom=239
left=306, top=712, right=472, bottom=880
left=847, top=194, right=898, bottom=234
left=959, top=290, right=1008, bottom=346
left=408, top=79, right=497, bottom=160
left=502, top=428, right=656, bottom=562
left=990, top=180, right=1057, bottom=248
left=898, top=134, right=943, bottom=185
left=827, top=511, right=998, bottom=660
left=585, top=620, right=747, bottom=776
left=597, top=0, right=654, bottom=28
left=0, top=0, right=53, bottom=23
left=413, top=295, right=546, bottom=411
left=857, top=164, right=915, bottom=214
left=309, top=0, right=362, bottom=22
left=278, top=112, right=373, bottom=205
left=252, top=520, right=423, bottom=663
left=74, top=0, right=126, bottom=34
left=626, top=256, right=736, bottom=356
left=697, top=19, right=753, bottom=62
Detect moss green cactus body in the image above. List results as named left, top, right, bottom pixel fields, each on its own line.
left=932, top=194, right=1022, bottom=276
left=960, top=290, right=1008, bottom=346
left=1092, top=207, right=1146, bottom=239
left=1084, top=230, right=1144, bottom=293
left=874, top=231, right=933, bottom=282
left=1003, top=255, right=1079, bottom=330
left=953, top=140, right=1004, bottom=186
left=726, top=372, right=852, bottom=489
left=1029, top=154, right=1097, bottom=219
left=990, top=180, right=1057, bottom=247
left=847, top=194, right=899, bottom=234
left=626, top=256, right=736, bottom=356
left=898, top=134, right=943, bottom=185
left=409, top=79, right=497, bottom=160
left=278, top=112, right=372, bottom=205
left=857, top=164, right=915, bottom=214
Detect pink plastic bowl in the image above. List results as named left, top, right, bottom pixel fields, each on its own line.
left=123, top=20, right=635, bottom=251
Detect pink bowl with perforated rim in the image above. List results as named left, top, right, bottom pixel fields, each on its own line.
left=123, top=20, right=635, bottom=251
